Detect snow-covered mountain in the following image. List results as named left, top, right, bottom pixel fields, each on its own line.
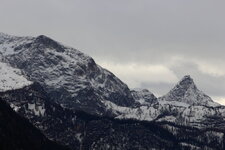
left=160, top=75, right=219, bottom=106
left=1, top=32, right=225, bottom=149
left=1, top=32, right=225, bottom=129
left=108, top=75, right=225, bottom=129
left=1, top=83, right=224, bottom=150
left=0, top=33, right=134, bottom=115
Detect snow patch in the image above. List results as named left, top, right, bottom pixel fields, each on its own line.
left=75, top=133, right=83, bottom=143
left=28, top=103, right=45, bottom=116
left=10, top=103, right=20, bottom=112
left=0, top=62, right=32, bottom=92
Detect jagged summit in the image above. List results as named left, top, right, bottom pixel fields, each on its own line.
left=160, top=75, right=219, bottom=106
left=34, top=35, right=65, bottom=52
left=179, top=75, right=195, bottom=85
left=180, top=75, right=193, bottom=83
left=35, top=35, right=51, bottom=43
left=170, top=75, right=197, bottom=97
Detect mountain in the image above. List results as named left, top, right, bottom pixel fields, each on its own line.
left=1, top=83, right=224, bottom=150
left=0, top=99, right=69, bottom=150
left=1, top=32, right=225, bottom=149
left=156, top=76, right=225, bottom=128
left=108, top=75, right=225, bottom=129
left=0, top=82, right=85, bottom=149
left=160, top=75, right=219, bottom=106
left=131, top=88, right=158, bottom=106
left=0, top=33, right=134, bottom=115
left=1, top=32, right=225, bottom=128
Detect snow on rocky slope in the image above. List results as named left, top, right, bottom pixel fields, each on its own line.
left=1, top=32, right=225, bottom=129
left=160, top=75, right=219, bottom=106
left=131, top=88, right=158, bottom=106
left=1, top=84, right=224, bottom=150
left=0, top=33, right=134, bottom=115
left=0, top=61, right=32, bottom=92
left=103, top=75, right=225, bottom=129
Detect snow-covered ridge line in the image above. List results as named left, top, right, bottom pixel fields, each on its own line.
left=1, top=32, right=224, bottom=130
left=0, top=62, right=32, bottom=92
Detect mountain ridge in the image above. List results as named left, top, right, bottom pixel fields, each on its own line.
left=1, top=32, right=225, bottom=149
left=0, top=32, right=224, bottom=128
left=1, top=82, right=224, bottom=150
left=0, top=32, right=135, bottom=115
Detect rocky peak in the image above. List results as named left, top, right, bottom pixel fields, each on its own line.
left=131, top=89, right=158, bottom=105
left=169, top=75, right=197, bottom=99
left=177, top=75, right=195, bottom=88
left=160, top=75, right=218, bottom=106
left=34, top=35, right=65, bottom=52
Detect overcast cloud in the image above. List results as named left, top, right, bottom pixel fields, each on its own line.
left=1, top=0, right=225, bottom=104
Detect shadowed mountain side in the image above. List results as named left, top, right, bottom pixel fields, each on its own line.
left=0, top=99, right=69, bottom=150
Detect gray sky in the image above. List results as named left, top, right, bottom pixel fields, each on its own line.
left=1, top=0, right=225, bottom=104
